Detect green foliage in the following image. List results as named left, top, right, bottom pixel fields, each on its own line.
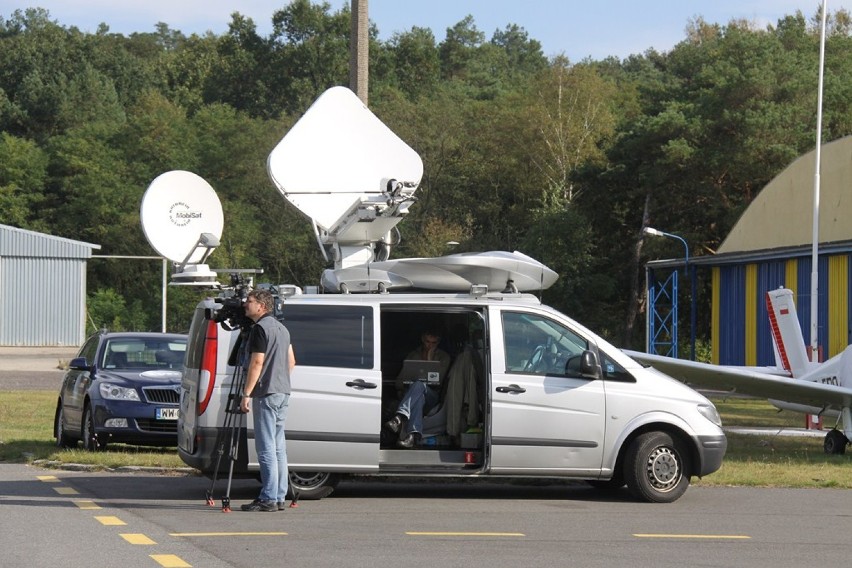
left=86, top=288, right=149, bottom=333
left=2, top=6, right=852, bottom=348
left=0, top=132, right=48, bottom=228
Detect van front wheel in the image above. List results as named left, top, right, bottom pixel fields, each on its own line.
left=288, top=471, right=339, bottom=500
left=624, top=431, right=690, bottom=503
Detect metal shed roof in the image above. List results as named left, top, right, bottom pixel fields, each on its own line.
left=0, top=224, right=100, bottom=257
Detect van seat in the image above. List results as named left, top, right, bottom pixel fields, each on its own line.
left=421, top=400, right=448, bottom=437
left=420, top=346, right=480, bottom=438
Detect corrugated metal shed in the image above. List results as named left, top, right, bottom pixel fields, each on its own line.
left=0, top=224, right=100, bottom=346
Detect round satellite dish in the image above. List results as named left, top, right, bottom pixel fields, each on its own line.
left=140, top=171, right=224, bottom=263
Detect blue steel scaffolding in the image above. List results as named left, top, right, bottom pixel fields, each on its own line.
left=647, top=269, right=679, bottom=358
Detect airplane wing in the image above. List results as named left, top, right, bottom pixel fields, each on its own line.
left=623, top=350, right=852, bottom=411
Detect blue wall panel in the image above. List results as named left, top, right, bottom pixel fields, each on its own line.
left=795, top=256, right=811, bottom=353
left=718, top=265, right=745, bottom=365
left=756, top=261, right=786, bottom=365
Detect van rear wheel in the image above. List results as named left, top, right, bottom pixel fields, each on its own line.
left=289, top=471, right=339, bottom=500
left=624, top=431, right=690, bottom=503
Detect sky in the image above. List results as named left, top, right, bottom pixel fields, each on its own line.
left=0, top=1, right=849, bottom=61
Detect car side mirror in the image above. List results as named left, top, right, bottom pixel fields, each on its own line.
left=69, top=357, right=91, bottom=371
left=579, top=350, right=602, bottom=380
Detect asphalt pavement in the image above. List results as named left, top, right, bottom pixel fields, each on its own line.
left=3, top=462, right=852, bottom=568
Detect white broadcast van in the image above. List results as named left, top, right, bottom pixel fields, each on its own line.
left=167, top=87, right=725, bottom=503
left=178, top=281, right=726, bottom=504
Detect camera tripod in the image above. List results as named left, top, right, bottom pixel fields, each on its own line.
left=205, top=331, right=248, bottom=513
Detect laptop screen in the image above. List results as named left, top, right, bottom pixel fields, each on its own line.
left=399, top=359, right=442, bottom=383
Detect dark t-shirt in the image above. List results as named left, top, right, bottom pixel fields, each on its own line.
left=248, top=316, right=269, bottom=355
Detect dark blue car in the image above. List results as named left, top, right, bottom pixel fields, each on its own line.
left=54, top=330, right=188, bottom=450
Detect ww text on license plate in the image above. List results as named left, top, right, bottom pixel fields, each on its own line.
left=156, top=407, right=179, bottom=420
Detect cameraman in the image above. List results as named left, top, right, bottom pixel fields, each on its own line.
left=239, top=289, right=296, bottom=512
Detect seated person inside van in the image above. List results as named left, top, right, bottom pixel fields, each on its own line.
left=385, top=329, right=451, bottom=448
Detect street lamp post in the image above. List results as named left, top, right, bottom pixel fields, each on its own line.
left=644, top=227, right=695, bottom=360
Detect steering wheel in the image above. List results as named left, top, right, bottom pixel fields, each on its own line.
left=524, top=345, right=547, bottom=372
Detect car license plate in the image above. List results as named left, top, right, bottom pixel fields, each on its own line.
left=156, top=407, right=179, bottom=420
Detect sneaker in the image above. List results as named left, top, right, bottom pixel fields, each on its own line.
left=277, top=502, right=286, bottom=511
left=240, top=499, right=276, bottom=512
left=385, top=414, right=404, bottom=433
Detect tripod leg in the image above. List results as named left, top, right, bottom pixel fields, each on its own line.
left=207, top=341, right=247, bottom=508
left=205, top=430, right=227, bottom=506
left=222, top=407, right=244, bottom=513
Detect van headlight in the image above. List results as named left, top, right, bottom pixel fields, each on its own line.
left=697, top=403, right=722, bottom=427
left=99, top=383, right=140, bottom=401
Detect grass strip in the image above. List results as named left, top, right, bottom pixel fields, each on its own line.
left=1, top=391, right=849, bottom=487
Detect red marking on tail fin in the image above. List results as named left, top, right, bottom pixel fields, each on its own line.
left=766, top=292, right=792, bottom=372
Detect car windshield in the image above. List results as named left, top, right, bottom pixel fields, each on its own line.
left=101, top=338, right=187, bottom=370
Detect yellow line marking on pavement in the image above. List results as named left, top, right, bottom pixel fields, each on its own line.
left=37, top=475, right=60, bottom=482
left=170, top=532, right=288, bottom=537
left=633, top=534, right=751, bottom=539
left=73, top=500, right=102, bottom=510
left=120, top=533, right=157, bottom=545
left=150, top=554, right=192, bottom=567
left=53, top=486, right=79, bottom=495
left=406, top=532, right=525, bottom=537
left=94, top=516, right=127, bottom=526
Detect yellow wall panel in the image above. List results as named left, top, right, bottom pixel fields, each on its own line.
left=745, top=264, right=757, bottom=365
left=785, top=259, right=797, bottom=295
left=828, top=255, right=848, bottom=358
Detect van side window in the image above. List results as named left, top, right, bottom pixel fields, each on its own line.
left=599, top=352, right=634, bottom=382
left=278, top=305, right=374, bottom=369
left=502, top=312, right=588, bottom=377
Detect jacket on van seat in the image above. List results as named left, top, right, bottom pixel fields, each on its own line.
left=444, top=347, right=480, bottom=436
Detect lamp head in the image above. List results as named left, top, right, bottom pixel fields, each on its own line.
left=643, top=227, right=664, bottom=237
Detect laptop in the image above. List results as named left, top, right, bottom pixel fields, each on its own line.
left=399, top=359, right=442, bottom=384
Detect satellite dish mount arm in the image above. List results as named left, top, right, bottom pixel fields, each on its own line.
left=178, top=232, right=220, bottom=272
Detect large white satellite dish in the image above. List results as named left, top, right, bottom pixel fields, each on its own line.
left=268, top=87, right=423, bottom=271
left=141, top=170, right=224, bottom=284
left=268, top=86, right=423, bottom=231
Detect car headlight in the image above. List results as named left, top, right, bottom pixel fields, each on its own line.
left=99, top=383, right=140, bottom=401
left=697, top=403, right=722, bottom=427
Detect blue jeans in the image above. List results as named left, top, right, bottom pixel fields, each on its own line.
left=397, top=381, right=438, bottom=435
left=252, top=393, right=290, bottom=502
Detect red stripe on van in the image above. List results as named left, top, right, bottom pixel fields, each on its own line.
left=198, top=320, right=218, bottom=416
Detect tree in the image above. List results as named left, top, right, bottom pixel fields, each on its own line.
left=268, top=0, right=351, bottom=114
left=384, top=27, right=440, bottom=100
left=0, top=132, right=48, bottom=229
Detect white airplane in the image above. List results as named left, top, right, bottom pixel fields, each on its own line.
left=625, top=288, right=852, bottom=455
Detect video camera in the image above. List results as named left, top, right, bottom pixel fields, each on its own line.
left=204, top=273, right=254, bottom=331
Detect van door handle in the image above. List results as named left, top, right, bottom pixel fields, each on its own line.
left=345, top=379, right=378, bottom=389
left=496, top=384, right=526, bottom=394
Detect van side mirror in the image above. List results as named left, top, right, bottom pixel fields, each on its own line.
left=69, top=357, right=91, bottom=371
left=579, top=350, right=602, bottom=380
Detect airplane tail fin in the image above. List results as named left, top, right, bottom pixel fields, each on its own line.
left=766, top=288, right=809, bottom=376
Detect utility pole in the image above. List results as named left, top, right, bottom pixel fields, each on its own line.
left=349, top=0, right=369, bottom=105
